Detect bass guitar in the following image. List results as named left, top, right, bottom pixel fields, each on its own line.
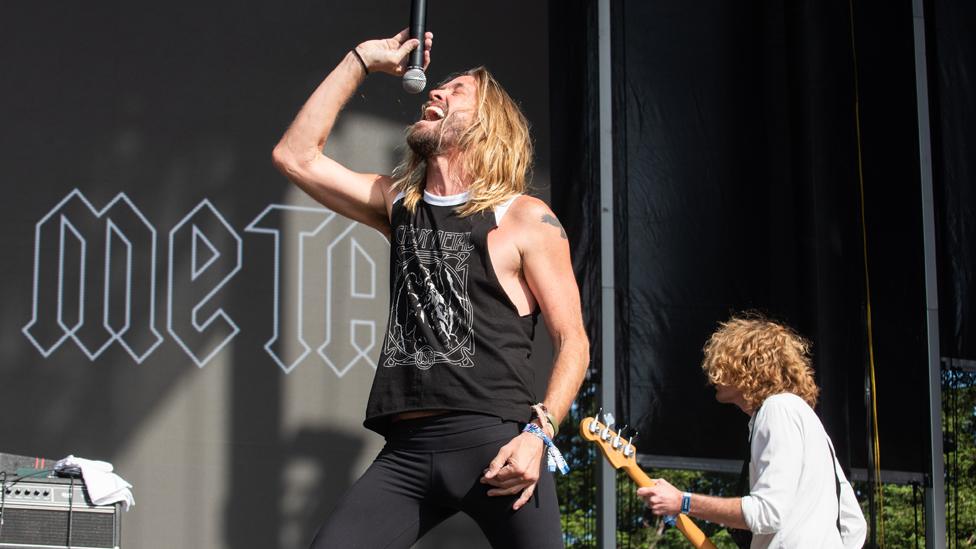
left=580, top=415, right=718, bottom=549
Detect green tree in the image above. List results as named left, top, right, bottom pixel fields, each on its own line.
left=941, top=368, right=975, bottom=547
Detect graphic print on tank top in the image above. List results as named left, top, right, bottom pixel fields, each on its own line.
left=383, top=224, right=475, bottom=370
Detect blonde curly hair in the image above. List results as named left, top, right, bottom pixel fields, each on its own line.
left=392, top=66, right=533, bottom=217
left=701, top=315, right=820, bottom=411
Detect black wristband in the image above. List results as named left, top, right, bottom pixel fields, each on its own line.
left=351, top=48, right=369, bottom=75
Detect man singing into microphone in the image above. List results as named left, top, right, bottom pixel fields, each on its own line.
left=273, top=29, right=588, bottom=549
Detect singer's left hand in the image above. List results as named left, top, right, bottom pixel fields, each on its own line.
left=480, top=431, right=545, bottom=511
left=355, top=29, right=432, bottom=76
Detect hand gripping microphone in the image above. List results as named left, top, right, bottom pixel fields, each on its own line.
left=402, top=0, right=427, bottom=94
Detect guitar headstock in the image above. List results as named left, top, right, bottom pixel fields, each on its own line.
left=579, top=413, right=639, bottom=471
left=581, top=415, right=718, bottom=549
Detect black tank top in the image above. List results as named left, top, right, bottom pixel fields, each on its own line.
left=364, top=191, right=540, bottom=435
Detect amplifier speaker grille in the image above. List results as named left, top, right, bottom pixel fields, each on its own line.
left=1, top=507, right=116, bottom=547
left=0, top=478, right=120, bottom=549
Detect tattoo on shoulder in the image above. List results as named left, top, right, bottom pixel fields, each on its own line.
left=541, top=214, right=568, bottom=239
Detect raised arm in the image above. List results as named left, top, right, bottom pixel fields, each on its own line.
left=271, top=29, right=432, bottom=236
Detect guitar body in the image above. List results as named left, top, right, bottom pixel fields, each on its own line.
left=580, top=417, right=719, bottom=549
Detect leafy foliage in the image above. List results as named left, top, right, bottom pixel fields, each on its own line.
left=942, top=369, right=976, bottom=548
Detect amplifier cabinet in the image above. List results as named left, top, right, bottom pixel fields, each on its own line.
left=0, top=477, right=120, bottom=549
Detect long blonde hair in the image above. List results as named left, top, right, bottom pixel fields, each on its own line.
left=701, top=315, right=820, bottom=411
left=392, top=67, right=533, bottom=217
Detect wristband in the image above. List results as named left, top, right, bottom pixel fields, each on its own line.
left=545, top=411, right=559, bottom=437
left=351, top=48, right=369, bottom=75
left=681, top=491, right=692, bottom=514
left=522, top=422, right=570, bottom=474
left=531, top=403, right=559, bottom=437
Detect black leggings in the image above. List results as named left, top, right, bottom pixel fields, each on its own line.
left=309, top=413, right=564, bottom=549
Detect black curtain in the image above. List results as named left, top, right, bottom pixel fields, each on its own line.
left=550, top=0, right=602, bottom=381
left=850, top=0, right=931, bottom=475
left=600, top=0, right=931, bottom=473
left=611, top=0, right=861, bottom=468
left=930, top=0, right=976, bottom=363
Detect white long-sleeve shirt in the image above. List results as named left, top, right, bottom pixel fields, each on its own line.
left=740, top=393, right=867, bottom=548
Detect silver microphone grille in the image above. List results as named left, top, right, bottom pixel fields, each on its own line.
left=402, top=68, right=427, bottom=94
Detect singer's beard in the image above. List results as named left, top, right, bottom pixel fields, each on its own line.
left=406, top=127, right=443, bottom=158
left=406, top=113, right=467, bottom=159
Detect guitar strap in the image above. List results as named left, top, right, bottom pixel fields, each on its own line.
left=727, top=406, right=760, bottom=549
left=826, top=438, right=843, bottom=534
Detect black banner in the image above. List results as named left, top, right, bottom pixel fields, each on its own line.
left=552, top=0, right=940, bottom=474
left=931, top=0, right=976, bottom=363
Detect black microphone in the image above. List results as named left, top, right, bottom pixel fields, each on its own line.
left=402, top=0, right=427, bottom=94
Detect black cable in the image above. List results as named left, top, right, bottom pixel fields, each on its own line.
left=955, top=368, right=959, bottom=549
left=911, top=481, right=919, bottom=549
left=67, top=475, right=75, bottom=549
left=0, top=471, right=6, bottom=540
left=968, top=368, right=976, bottom=547
left=942, top=366, right=953, bottom=549
left=951, top=367, right=959, bottom=549
left=864, top=368, right=878, bottom=547
left=949, top=368, right=954, bottom=549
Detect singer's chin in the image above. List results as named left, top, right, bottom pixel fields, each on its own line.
left=406, top=127, right=441, bottom=158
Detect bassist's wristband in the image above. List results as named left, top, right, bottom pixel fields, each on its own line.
left=681, top=491, right=692, bottom=514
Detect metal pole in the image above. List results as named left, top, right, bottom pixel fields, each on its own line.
left=597, top=0, right=616, bottom=546
left=910, top=1, right=946, bottom=547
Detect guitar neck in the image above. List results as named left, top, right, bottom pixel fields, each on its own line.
left=625, top=462, right=655, bottom=488
left=623, top=462, right=718, bottom=549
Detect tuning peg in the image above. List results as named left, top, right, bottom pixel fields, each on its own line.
left=600, top=411, right=616, bottom=440
left=623, top=430, right=638, bottom=457
left=589, top=408, right=603, bottom=433
left=612, top=425, right=628, bottom=449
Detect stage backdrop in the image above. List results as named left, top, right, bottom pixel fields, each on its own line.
left=0, top=2, right=552, bottom=548
left=609, top=0, right=933, bottom=475
left=931, top=0, right=976, bottom=364
left=552, top=0, right=955, bottom=478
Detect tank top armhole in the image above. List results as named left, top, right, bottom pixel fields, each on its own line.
left=494, top=194, right=521, bottom=225
left=388, top=191, right=406, bottom=223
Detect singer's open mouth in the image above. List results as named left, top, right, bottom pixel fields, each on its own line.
left=423, top=105, right=446, bottom=121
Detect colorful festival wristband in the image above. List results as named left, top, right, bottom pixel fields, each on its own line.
left=522, top=422, right=570, bottom=474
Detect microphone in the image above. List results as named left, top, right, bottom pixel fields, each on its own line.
left=402, top=0, right=427, bottom=94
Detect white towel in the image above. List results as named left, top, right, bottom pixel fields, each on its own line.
left=54, top=455, right=134, bottom=511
